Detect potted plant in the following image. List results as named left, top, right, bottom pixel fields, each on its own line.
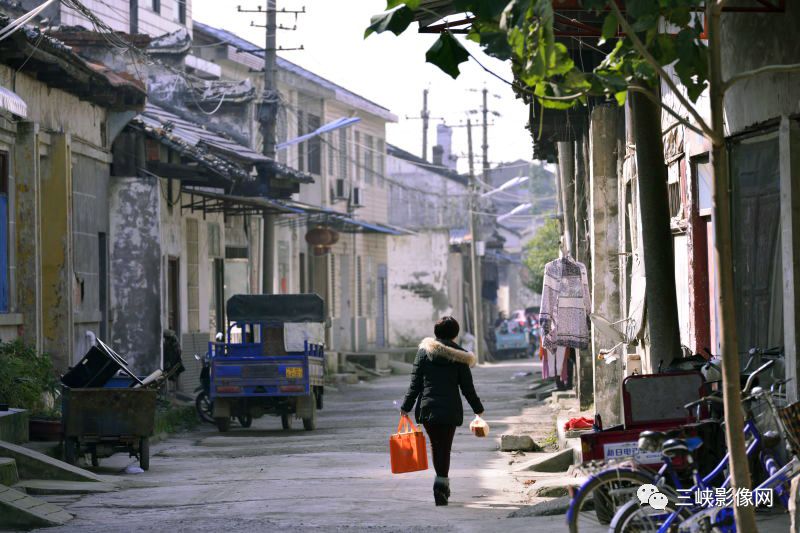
left=0, top=341, right=60, bottom=441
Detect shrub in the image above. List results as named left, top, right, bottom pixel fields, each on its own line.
left=0, top=340, right=58, bottom=415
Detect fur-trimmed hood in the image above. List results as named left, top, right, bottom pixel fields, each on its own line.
left=419, top=337, right=477, bottom=368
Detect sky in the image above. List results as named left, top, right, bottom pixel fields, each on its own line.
left=191, top=0, right=534, bottom=174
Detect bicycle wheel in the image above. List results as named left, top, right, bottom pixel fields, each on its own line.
left=609, top=497, right=691, bottom=533
left=567, top=468, right=659, bottom=533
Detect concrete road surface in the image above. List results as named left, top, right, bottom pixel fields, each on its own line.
left=38, top=360, right=572, bottom=533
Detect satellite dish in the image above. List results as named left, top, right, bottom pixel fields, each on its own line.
left=590, top=313, right=626, bottom=345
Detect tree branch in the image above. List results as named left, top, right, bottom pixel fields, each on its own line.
left=628, top=85, right=706, bottom=138
left=608, top=1, right=722, bottom=145
left=723, top=63, right=800, bottom=92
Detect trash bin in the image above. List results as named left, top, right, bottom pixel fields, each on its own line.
left=61, top=343, right=135, bottom=388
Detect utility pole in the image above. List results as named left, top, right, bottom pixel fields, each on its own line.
left=421, top=89, right=430, bottom=161
left=238, top=1, right=303, bottom=295
left=467, top=120, right=484, bottom=364
left=481, top=88, right=489, bottom=175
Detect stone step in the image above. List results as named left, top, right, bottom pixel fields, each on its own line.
left=0, top=484, right=73, bottom=528
left=526, top=475, right=587, bottom=498
left=0, top=457, right=18, bottom=486
left=14, top=479, right=117, bottom=495
left=515, top=449, right=575, bottom=473
left=0, top=440, right=103, bottom=482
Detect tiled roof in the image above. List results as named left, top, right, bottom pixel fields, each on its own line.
left=193, top=21, right=397, bottom=122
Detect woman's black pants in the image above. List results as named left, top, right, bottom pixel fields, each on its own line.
left=423, top=423, right=457, bottom=477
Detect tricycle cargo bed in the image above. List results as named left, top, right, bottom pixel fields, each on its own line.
left=212, top=355, right=324, bottom=398
left=62, top=388, right=157, bottom=438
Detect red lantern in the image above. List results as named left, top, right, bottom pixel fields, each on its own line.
left=305, top=226, right=339, bottom=255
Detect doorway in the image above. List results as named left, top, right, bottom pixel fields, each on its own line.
left=376, top=264, right=387, bottom=348
left=167, top=257, right=179, bottom=335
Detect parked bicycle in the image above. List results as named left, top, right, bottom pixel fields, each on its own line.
left=608, top=363, right=799, bottom=532
left=565, top=353, right=791, bottom=532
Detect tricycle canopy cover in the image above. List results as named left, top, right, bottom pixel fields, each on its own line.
left=227, top=293, right=325, bottom=323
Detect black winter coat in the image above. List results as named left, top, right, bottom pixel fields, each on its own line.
left=400, top=337, right=484, bottom=426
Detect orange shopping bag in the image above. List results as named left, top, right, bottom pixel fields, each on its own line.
left=389, top=415, right=428, bottom=474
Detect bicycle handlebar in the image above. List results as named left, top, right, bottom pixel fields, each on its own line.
left=684, top=395, right=724, bottom=411
left=743, top=359, right=775, bottom=395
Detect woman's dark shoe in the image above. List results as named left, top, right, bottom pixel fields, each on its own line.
left=433, top=476, right=449, bottom=506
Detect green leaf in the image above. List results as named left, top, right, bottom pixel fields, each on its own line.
left=425, top=32, right=470, bottom=79
left=614, top=90, right=627, bottom=106
left=599, top=13, right=617, bottom=45
left=364, top=7, right=415, bottom=38
left=386, top=0, right=420, bottom=9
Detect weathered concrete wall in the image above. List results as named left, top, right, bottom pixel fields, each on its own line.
left=11, top=122, right=40, bottom=349
left=72, top=153, right=109, bottom=356
left=721, top=3, right=800, bottom=136
left=386, top=156, right=467, bottom=231
left=110, top=177, right=162, bottom=374
left=589, top=106, right=622, bottom=426
left=40, top=133, right=74, bottom=371
left=387, top=230, right=453, bottom=346
left=0, top=68, right=108, bottom=149
left=58, top=0, right=192, bottom=38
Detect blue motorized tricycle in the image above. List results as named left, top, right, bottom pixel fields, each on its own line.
left=206, top=294, right=326, bottom=432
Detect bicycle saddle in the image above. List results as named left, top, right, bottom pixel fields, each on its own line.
left=662, top=438, right=690, bottom=456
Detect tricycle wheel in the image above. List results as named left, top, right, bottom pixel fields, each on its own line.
left=195, top=391, right=215, bottom=424
left=63, top=438, right=78, bottom=465
left=215, top=417, right=231, bottom=432
left=91, top=448, right=99, bottom=468
left=237, top=415, right=253, bottom=428
left=139, top=437, right=150, bottom=471
left=303, top=393, right=317, bottom=431
left=281, top=413, right=292, bottom=430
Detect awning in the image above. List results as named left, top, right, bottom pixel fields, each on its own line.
left=182, top=188, right=410, bottom=235
left=0, top=86, right=26, bottom=117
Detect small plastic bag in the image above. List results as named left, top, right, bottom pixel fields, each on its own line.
left=469, top=414, right=489, bottom=437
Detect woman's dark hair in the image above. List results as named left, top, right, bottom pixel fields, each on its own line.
left=434, top=316, right=459, bottom=340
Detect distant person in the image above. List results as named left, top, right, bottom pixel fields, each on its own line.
left=400, top=316, right=484, bottom=506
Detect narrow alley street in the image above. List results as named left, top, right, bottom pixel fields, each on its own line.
left=37, top=362, right=567, bottom=533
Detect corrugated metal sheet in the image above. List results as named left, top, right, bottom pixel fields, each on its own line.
left=0, top=86, right=26, bottom=117
left=140, top=103, right=268, bottom=163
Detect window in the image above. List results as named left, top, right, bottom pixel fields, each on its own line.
left=129, top=0, right=139, bottom=34
left=299, top=253, right=306, bottom=293
left=338, top=128, right=348, bottom=179
left=177, top=0, right=187, bottom=24
left=297, top=110, right=321, bottom=175
left=0, top=152, right=8, bottom=312
left=207, top=223, right=221, bottom=258
left=364, top=134, right=374, bottom=184
left=327, top=135, right=335, bottom=177
left=329, top=254, right=337, bottom=317
left=354, top=131, right=361, bottom=180
left=356, top=256, right=363, bottom=316
left=297, top=110, right=305, bottom=172
left=151, top=0, right=160, bottom=13
left=376, top=139, right=385, bottom=187
left=695, top=156, right=713, bottom=216
left=186, top=219, right=200, bottom=332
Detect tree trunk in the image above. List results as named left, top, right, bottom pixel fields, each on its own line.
left=708, top=3, right=758, bottom=531
left=628, top=92, right=682, bottom=371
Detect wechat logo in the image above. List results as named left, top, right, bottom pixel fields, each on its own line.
left=637, top=484, right=669, bottom=510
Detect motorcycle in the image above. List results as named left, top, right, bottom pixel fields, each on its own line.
left=194, top=333, right=253, bottom=428
left=194, top=351, right=214, bottom=424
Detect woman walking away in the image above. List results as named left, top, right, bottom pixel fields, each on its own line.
left=400, top=316, right=484, bottom=506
